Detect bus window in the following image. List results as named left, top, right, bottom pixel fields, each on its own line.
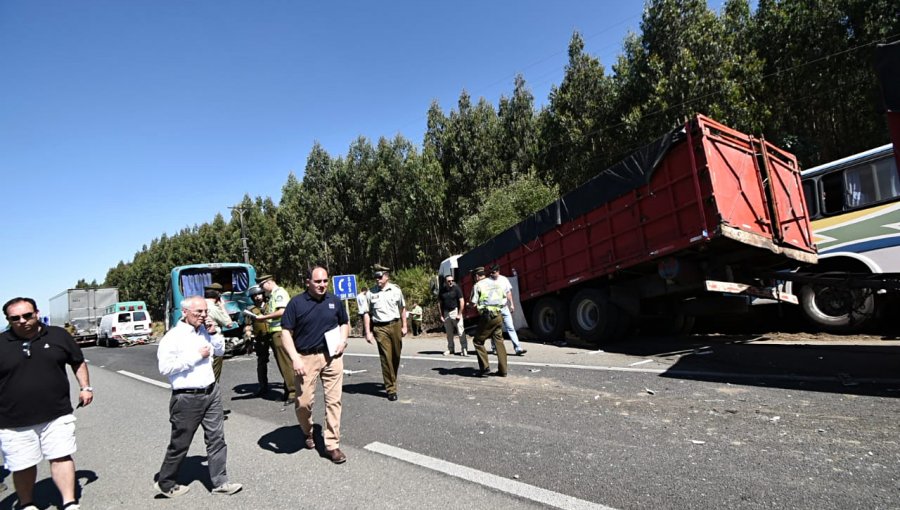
left=821, top=172, right=844, bottom=214
left=844, top=164, right=878, bottom=208
left=802, top=180, right=819, bottom=218
left=872, top=156, right=900, bottom=202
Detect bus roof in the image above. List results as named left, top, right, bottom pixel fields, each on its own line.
left=802, top=143, right=894, bottom=178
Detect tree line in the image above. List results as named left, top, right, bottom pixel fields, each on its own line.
left=97, top=0, right=898, bottom=320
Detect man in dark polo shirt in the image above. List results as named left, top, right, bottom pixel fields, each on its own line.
left=280, top=265, right=350, bottom=464
left=0, top=297, right=93, bottom=510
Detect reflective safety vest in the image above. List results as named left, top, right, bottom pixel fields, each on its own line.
left=474, top=278, right=506, bottom=312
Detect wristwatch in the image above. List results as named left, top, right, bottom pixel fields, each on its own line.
left=80, top=386, right=94, bottom=392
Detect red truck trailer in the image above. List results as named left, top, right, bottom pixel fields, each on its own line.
left=454, top=115, right=818, bottom=344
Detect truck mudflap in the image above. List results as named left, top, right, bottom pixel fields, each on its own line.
left=704, top=280, right=799, bottom=304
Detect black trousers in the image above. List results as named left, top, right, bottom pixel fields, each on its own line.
left=157, top=385, right=228, bottom=491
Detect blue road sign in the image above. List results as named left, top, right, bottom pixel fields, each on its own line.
left=332, top=275, right=358, bottom=300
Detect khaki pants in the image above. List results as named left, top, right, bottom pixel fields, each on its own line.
left=293, top=352, right=344, bottom=451
left=474, top=312, right=507, bottom=375
left=374, top=321, right=402, bottom=395
left=270, top=331, right=296, bottom=399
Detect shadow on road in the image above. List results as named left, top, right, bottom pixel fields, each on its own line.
left=0, top=469, right=97, bottom=510
left=342, top=382, right=386, bottom=398
left=431, top=366, right=486, bottom=378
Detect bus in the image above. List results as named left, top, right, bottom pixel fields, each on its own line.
left=164, top=263, right=257, bottom=332
left=796, top=143, right=900, bottom=331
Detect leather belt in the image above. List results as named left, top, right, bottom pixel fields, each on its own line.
left=298, top=344, right=328, bottom=355
left=373, top=319, right=398, bottom=326
left=173, top=383, right=216, bottom=395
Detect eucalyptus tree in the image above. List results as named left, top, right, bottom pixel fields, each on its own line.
left=539, top=32, right=617, bottom=192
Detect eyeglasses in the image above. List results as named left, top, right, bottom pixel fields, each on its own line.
left=22, top=341, right=31, bottom=359
left=7, top=312, right=35, bottom=322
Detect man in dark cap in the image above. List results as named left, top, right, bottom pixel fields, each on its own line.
left=360, top=265, right=407, bottom=401
left=254, top=275, right=295, bottom=403
left=471, top=266, right=508, bottom=377
left=204, top=284, right=234, bottom=383
left=489, top=264, right=526, bottom=356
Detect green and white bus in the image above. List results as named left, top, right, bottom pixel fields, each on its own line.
left=797, top=143, right=900, bottom=331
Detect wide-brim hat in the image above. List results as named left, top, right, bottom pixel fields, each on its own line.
left=257, top=274, right=274, bottom=284
left=204, top=283, right=224, bottom=291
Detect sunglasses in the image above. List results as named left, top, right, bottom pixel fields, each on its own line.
left=374, top=272, right=387, bottom=279
left=22, top=341, right=31, bottom=359
left=7, top=312, right=35, bottom=322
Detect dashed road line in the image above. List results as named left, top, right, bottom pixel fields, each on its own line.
left=117, top=370, right=170, bottom=389
left=364, top=441, right=616, bottom=510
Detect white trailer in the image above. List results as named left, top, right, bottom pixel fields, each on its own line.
left=48, top=288, right=119, bottom=344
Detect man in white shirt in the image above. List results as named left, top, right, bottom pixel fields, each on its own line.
left=154, top=296, right=241, bottom=498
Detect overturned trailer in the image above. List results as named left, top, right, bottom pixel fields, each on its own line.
left=455, top=115, right=818, bottom=343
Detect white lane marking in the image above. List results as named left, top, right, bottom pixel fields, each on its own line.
left=117, top=370, right=170, bottom=389
left=343, top=353, right=900, bottom=385
left=364, top=441, right=615, bottom=510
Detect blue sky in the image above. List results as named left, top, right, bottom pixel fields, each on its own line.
left=0, top=0, right=731, bottom=325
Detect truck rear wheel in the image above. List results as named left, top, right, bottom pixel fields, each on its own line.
left=569, top=289, right=621, bottom=344
left=531, top=296, right=567, bottom=341
left=799, top=282, right=874, bottom=333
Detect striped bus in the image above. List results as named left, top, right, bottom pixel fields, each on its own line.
left=797, top=143, right=900, bottom=331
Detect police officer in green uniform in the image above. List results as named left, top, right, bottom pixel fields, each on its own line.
left=362, top=265, right=407, bottom=401
left=472, top=267, right=508, bottom=377
left=245, top=285, right=275, bottom=397
left=204, top=283, right=234, bottom=383
left=254, top=274, right=296, bottom=403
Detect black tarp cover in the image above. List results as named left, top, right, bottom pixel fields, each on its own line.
left=875, top=40, right=900, bottom=112
left=457, top=123, right=686, bottom=276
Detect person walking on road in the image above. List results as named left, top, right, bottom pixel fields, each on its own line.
left=280, top=266, right=351, bottom=464
left=204, top=284, right=235, bottom=382
left=438, top=274, right=468, bottom=356
left=408, top=302, right=423, bottom=336
left=245, top=285, right=284, bottom=398
left=0, top=297, right=94, bottom=510
left=361, top=265, right=407, bottom=401
left=254, top=274, right=295, bottom=404
left=471, top=267, right=509, bottom=377
left=155, top=296, right=242, bottom=498
left=355, top=287, right=368, bottom=336
left=489, top=264, right=526, bottom=356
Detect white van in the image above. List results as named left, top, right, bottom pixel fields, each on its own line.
left=98, top=301, right=152, bottom=347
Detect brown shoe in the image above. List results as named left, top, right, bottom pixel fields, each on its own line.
left=327, top=448, right=347, bottom=464
left=305, top=435, right=315, bottom=449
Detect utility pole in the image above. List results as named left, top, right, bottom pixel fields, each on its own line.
left=229, top=206, right=250, bottom=264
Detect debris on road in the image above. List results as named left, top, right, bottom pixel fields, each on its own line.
left=645, top=388, right=656, bottom=395
left=838, top=373, right=859, bottom=386
left=588, top=349, right=605, bottom=355
left=529, top=369, right=541, bottom=373
left=691, top=440, right=706, bottom=445
left=629, top=359, right=653, bottom=366
left=770, top=416, right=781, bottom=423
left=343, top=369, right=367, bottom=375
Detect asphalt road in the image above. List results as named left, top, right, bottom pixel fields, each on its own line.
left=4, top=332, right=899, bottom=510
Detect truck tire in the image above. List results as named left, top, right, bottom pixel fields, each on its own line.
left=799, top=282, right=874, bottom=333
left=569, top=289, right=619, bottom=344
left=642, top=313, right=695, bottom=336
left=531, top=296, right=568, bottom=341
